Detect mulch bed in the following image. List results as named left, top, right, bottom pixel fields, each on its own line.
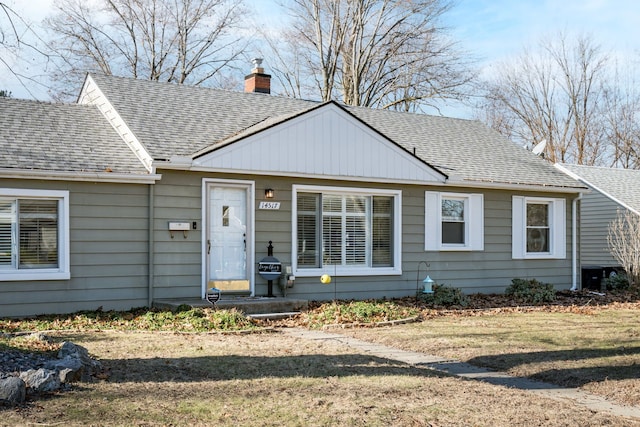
left=264, top=290, right=640, bottom=328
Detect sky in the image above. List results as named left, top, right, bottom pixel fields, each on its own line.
left=1, top=0, right=638, bottom=118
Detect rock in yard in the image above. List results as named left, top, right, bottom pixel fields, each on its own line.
left=19, top=369, right=61, bottom=393
left=0, top=376, right=26, bottom=406
left=46, top=356, right=83, bottom=382
left=57, top=342, right=102, bottom=380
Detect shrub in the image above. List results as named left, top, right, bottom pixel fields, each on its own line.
left=607, top=210, right=640, bottom=288
left=505, top=278, right=556, bottom=304
left=602, top=272, right=630, bottom=292
left=419, top=284, right=469, bottom=307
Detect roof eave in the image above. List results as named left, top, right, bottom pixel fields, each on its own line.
left=555, top=163, right=640, bottom=214
left=445, top=177, right=588, bottom=194
left=0, top=168, right=161, bottom=184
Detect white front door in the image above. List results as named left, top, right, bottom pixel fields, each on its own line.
left=206, top=183, right=252, bottom=293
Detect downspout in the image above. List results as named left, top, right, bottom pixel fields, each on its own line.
left=571, top=193, right=582, bottom=291
left=148, top=183, right=155, bottom=307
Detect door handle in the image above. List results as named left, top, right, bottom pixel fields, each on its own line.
left=243, top=233, right=246, bottom=252
left=207, top=239, right=211, bottom=254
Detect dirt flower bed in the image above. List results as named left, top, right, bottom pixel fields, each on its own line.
left=264, top=289, right=640, bottom=328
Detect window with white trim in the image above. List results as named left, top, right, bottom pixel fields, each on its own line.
left=512, top=196, right=566, bottom=259
left=0, top=189, right=70, bottom=281
left=293, top=186, right=401, bottom=276
left=425, top=192, right=484, bottom=251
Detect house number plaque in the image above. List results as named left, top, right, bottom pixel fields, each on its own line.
left=259, top=201, right=281, bottom=210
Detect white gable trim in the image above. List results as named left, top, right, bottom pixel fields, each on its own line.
left=555, top=164, right=639, bottom=215
left=78, top=75, right=154, bottom=173
left=193, top=103, right=446, bottom=184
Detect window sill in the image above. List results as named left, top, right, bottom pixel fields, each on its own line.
left=0, top=270, right=71, bottom=282
left=435, top=245, right=477, bottom=252
left=294, top=267, right=402, bottom=277
left=515, top=253, right=564, bottom=260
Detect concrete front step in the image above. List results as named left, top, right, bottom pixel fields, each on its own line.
left=153, top=297, right=308, bottom=315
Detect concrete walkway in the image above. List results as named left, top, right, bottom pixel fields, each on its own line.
left=283, top=328, right=640, bottom=420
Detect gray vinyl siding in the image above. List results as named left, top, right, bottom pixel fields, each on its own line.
left=1, top=172, right=577, bottom=316
left=0, top=179, right=149, bottom=317
left=152, top=170, right=575, bottom=301
left=579, top=191, right=621, bottom=267
left=151, top=171, right=203, bottom=298
left=422, top=188, right=573, bottom=294
left=277, top=184, right=574, bottom=300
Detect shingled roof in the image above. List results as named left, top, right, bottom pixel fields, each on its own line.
left=87, top=73, right=582, bottom=190
left=557, top=164, right=640, bottom=214
left=0, top=97, right=149, bottom=176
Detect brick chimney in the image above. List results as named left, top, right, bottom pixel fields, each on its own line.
left=244, top=58, right=271, bottom=94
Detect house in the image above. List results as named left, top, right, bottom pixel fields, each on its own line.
left=0, top=67, right=586, bottom=317
left=556, top=164, right=640, bottom=288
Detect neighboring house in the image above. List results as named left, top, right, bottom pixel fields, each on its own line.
left=0, top=67, right=586, bottom=317
left=556, top=164, right=640, bottom=288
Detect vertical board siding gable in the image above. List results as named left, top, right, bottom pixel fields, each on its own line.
left=194, top=105, right=444, bottom=184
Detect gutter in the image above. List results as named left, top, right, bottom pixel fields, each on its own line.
left=442, top=178, right=588, bottom=194
left=0, top=168, right=161, bottom=184
left=185, top=164, right=588, bottom=194
left=571, top=192, right=582, bottom=291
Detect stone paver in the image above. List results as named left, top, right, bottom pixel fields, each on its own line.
left=283, top=328, right=640, bottom=420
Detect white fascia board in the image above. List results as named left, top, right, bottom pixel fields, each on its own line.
left=187, top=166, right=440, bottom=186
left=554, top=163, right=639, bottom=215
left=444, top=177, right=588, bottom=194
left=0, top=168, right=161, bottom=184
left=188, top=165, right=589, bottom=193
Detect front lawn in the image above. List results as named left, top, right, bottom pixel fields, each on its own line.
left=1, top=291, right=639, bottom=425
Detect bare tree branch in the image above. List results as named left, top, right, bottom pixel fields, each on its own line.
left=478, top=32, right=640, bottom=167
left=261, top=0, right=476, bottom=111
left=0, top=2, right=53, bottom=98
left=44, top=0, right=250, bottom=101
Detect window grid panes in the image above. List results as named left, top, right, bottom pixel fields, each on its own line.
left=526, top=202, right=550, bottom=253
left=0, top=201, right=13, bottom=266
left=296, top=193, right=320, bottom=267
left=297, top=192, right=394, bottom=269
left=372, top=196, right=392, bottom=266
left=0, top=198, right=59, bottom=270
left=18, top=200, right=58, bottom=268
left=441, top=198, right=465, bottom=244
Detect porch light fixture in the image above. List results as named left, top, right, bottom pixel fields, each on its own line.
left=265, top=188, right=275, bottom=199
